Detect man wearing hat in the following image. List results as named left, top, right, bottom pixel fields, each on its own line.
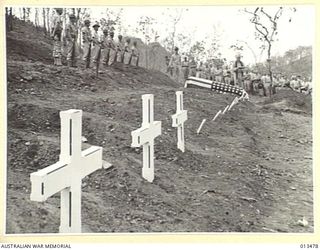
left=91, top=21, right=102, bottom=71
left=81, top=19, right=92, bottom=69
left=116, top=34, right=124, bottom=63
left=65, top=13, right=77, bottom=67
left=215, top=64, right=223, bottom=83
left=165, top=56, right=172, bottom=76
left=101, top=28, right=110, bottom=68
left=181, top=56, right=189, bottom=82
left=232, top=52, right=245, bottom=88
left=188, top=56, right=197, bottom=77
left=51, top=8, right=63, bottom=66
left=123, top=38, right=131, bottom=65
left=129, top=40, right=139, bottom=66
left=223, top=65, right=232, bottom=85
left=169, top=47, right=181, bottom=83
left=107, top=31, right=117, bottom=66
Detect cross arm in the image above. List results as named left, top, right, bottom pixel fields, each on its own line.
left=131, top=121, right=161, bottom=147
left=30, top=161, right=72, bottom=202
left=79, top=146, right=103, bottom=179
left=172, top=110, right=188, bottom=127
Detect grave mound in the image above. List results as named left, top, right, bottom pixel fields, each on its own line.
left=261, top=89, right=312, bottom=114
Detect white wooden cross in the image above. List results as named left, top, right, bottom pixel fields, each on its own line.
left=171, top=91, right=188, bottom=152
left=30, top=109, right=103, bottom=233
left=131, top=94, right=161, bottom=183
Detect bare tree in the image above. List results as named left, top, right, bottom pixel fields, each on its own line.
left=19, top=8, right=22, bottom=20
left=100, top=8, right=123, bottom=33
left=46, top=8, right=50, bottom=35
left=162, top=8, right=188, bottom=52
left=22, top=7, right=26, bottom=21
left=230, top=39, right=258, bottom=64
left=189, top=40, right=206, bottom=62
left=175, top=32, right=191, bottom=55
left=136, top=15, right=156, bottom=68
left=34, top=8, right=39, bottom=27
left=5, top=7, right=13, bottom=32
left=205, top=24, right=224, bottom=63
left=42, top=8, right=47, bottom=34
left=76, top=8, right=90, bottom=47
left=26, top=8, right=31, bottom=22
left=243, top=7, right=296, bottom=95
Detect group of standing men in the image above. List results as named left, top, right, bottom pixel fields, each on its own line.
left=166, top=47, right=245, bottom=88
left=50, top=8, right=140, bottom=70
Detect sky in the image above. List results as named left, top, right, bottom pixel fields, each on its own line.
left=87, top=5, right=315, bottom=64
left=13, top=5, right=315, bottom=64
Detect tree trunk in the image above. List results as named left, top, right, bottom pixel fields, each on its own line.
left=35, top=8, right=39, bottom=27
left=62, top=9, right=67, bottom=46
left=5, top=7, right=9, bottom=32
left=76, top=8, right=81, bottom=46
left=46, top=8, right=50, bottom=34
left=26, top=8, right=31, bottom=22
left=145, top=48, right=148, bottom=69
left=9, top=8, right=13, bottom=31
left=22, top=8, right=26, bottom=21
left=19, top=8, right=22, bottom=20
left=267, top=43, right=274, bottom=97
left=6, top=7, right=13, bottom=31
left=42, top=8, right=47, bottom=34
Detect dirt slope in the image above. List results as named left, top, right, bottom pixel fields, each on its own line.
left=6, top=19, right=313, bottom=233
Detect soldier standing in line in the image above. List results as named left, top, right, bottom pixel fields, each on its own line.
left=165, top=56, right=173, bottom=76
left=223, top=65, right=231, bottom=85
left=196, top=61, right=203, bottom=78
left=107, top=31, right=117, bottom=66
left=181, top=56, right=189, bottom=82
left=215, top=65, right=223, bottom=82
left=65, top=14, right=78, bottom=67
left=204, top=63, right=211, bottom=80
left=51, top=8, right=63, bottom=66
left=81, top=19, right=92, bottom=69
left=188, top=56, right=197, bottom=77
left=123, top=38, right=131, bottom=64
left=116, top=35, right=124, bottom=63
left=200, top=62, right=206, bottom=79
left=130, top=40, right=140, bottom=66
left=208, top=64, right=213, bottom=80
left=101, top=28, right=110, bottom=69
left=209, top=64, right=212, bottom=81
left=91, top=22, right=102, bottom=72
left=233, top=53, right=245, bottom=88
left=169, top=47, right=181, bottom=83
left=243, top=69, right=252, bottom=94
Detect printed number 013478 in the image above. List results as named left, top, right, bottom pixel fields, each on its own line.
left=300, top=244, right=319, bottom=249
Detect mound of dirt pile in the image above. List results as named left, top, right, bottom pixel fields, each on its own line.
left=262, top=89, right=312, bottom=114
left=6, top=18, right=52, bottom=64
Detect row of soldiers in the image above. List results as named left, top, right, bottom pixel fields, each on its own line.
left=51, top=8, right=140, bottom=70
left=167, top=47, right=312, bottom=96
left=166, top=47, right=245, bottom=87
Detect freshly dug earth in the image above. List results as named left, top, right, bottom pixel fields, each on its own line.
left=6, top=19, right=313, bottom=233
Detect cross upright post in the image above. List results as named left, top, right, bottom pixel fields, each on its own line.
left=131, top=94, right=161, bottom=183
left=30, top=109, right=103, bottom=233
left=228, top=97, right=239, bottom=111
left=222, top=105, right=229, bottom=114
left=171, top=91, right=188, bottom=152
